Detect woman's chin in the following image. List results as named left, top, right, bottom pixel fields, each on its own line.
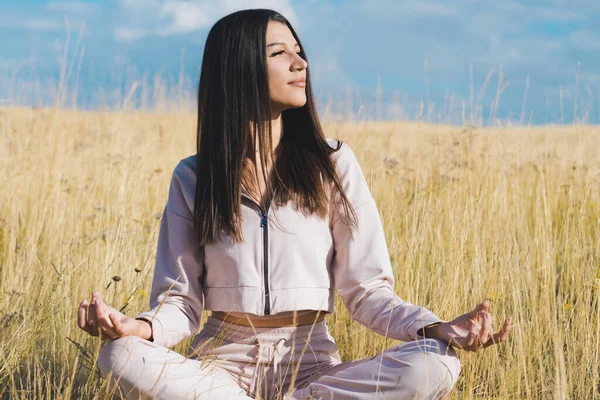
left=286, top=98, right=308, bottom=110
left=272, top=97, right=307, bottom=113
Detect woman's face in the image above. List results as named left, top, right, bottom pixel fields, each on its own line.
left=265, top=21, right=308, bottom=114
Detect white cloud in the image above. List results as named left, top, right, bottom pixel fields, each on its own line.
left=119, top=0, right=161, bottom=7
left=158, top=1, right=213, bottom=35
left=569, top=30, right=600, bottom=51
left=535, top=7, right=581, bottom=21
left=310, top=50, right=353, bottom=88
left=46, top=1, right=100, bottom=15
left=115, top=27, right=149, bottom=42
left=582, top=71, right=600, bottom=84
left=115, top=0, right=298, bottom=41
left=25, top=17, right=62, bottom=31
left=393, top=1, right=459, bottom=17
left=354, top=0, right=459, bottom=20
left=0, top=6, right=89, bottom=33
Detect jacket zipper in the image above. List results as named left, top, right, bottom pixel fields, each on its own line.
left=260, top=210, right=270, bottom=315
left=241, top=187, right=275, bottom=315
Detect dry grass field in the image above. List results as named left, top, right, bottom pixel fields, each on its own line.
left=1, top=106, right=599, bottom=399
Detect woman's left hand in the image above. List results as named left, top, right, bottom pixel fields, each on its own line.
left=424, top=300, right=512, bottom=352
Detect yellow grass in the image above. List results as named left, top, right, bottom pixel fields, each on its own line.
left=1, top=106, right=599, bottom=399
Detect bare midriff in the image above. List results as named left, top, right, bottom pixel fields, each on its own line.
left=211, top=310, right=327, bottom=328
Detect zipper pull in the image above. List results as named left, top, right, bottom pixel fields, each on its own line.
left=260, top=214, right=268, bottom=227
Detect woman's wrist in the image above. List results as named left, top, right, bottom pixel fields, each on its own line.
left=135, top=318, right=154, bottom=341
left=417, top=322, right=446, bottom=340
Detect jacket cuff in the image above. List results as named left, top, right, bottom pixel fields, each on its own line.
left=405, top=313, right=444, bottom=341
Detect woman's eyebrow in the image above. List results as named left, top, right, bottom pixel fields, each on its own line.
left=267, top=42, right=300, bottom=48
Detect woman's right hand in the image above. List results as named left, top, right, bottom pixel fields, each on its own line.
left=77, top=291, right=151, bottom=340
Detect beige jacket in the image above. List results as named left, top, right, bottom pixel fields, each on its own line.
left=136, top=140, right=442, bottom=347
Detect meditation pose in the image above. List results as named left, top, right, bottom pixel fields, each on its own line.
left=77, top=8, right=511, bottom=399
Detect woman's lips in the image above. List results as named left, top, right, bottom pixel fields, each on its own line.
left=288, top=79, right=306, bottom=87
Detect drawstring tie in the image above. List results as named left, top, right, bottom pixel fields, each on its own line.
left=250, top=337, right=287, bottom=397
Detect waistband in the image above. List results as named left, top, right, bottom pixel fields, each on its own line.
left=201, top=315, right=331, bottom=342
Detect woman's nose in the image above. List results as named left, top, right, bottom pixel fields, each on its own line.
left=291, top=53, right=308, bottom=71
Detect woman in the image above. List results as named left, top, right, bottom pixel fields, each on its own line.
left=77, top=9, right=511, bottom=400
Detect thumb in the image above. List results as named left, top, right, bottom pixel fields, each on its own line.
left=108, top=313, right=123, bottom=335
left=468, top=300, right=489, bottom=317
left=92, top=291, right=104, bottom=302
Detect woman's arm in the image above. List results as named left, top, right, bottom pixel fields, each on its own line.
left=134, top=160, right=205, bottom=348
left=330, top=144, right=442, bottom=342
left=330, top=144, right=513, bottom=350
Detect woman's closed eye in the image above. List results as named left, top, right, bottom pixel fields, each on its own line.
left=271, top=50, right=302, bottom=57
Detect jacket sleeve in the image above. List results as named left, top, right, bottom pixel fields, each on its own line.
left=330, top=143, right=442, bottom=342
left=135, top=160, right=204, bottom=348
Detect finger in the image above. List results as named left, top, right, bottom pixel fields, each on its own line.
left=94, top=297, right=105, bottom=321
left=484, top=317, right=512, bottom=348
left=484, top=312, right=495, bottom=343
left=467, top=300, right=490, bottom=319
left=478, top=311, right=493, bottom=344
left=93, top=292, right=107, bottom=313
left=77, top=299, right=87, bottom=329
left=87, top=297, right=99, bottom=335
left=465, top=332, right=478, bottom=351
left=496, top=317, right=512, bottom=341
left=473, top=331, right=485, bottom=352
left=468, top=317, right=481, bottom=334
left=95, top=298, right=113, bottom=334
left=96, top=298, right=110, bottom=328
left=78, top=299, right=92, bottom=334
left=451, top=328, right=479, bottom=351
left=479, top=299, right=490, bottom=312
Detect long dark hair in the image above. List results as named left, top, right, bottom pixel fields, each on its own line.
left=194, top=8, right=357, bottom=245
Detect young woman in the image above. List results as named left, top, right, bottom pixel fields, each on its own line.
left=77, top=9, right=511, bottom=400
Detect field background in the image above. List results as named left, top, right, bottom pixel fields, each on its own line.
left=1, top=107, right=599, bottom=399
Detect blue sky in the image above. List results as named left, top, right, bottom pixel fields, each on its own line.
left=1, top=0, right=599, bottom=125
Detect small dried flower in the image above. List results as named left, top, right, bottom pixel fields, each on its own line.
left=383, top=156, right=398, bottom=169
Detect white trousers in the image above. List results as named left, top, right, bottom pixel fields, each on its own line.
left=98, top=316, right=460, bottom=399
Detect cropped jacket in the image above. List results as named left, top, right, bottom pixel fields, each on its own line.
left=135, top=139, right=442, bottom=347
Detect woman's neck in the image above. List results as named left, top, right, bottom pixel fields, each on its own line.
left=258, top=111, right=282, bottom=154
left=249, top=112, right=282, bottom=169
left=243, top=112, right=283, bottom=205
